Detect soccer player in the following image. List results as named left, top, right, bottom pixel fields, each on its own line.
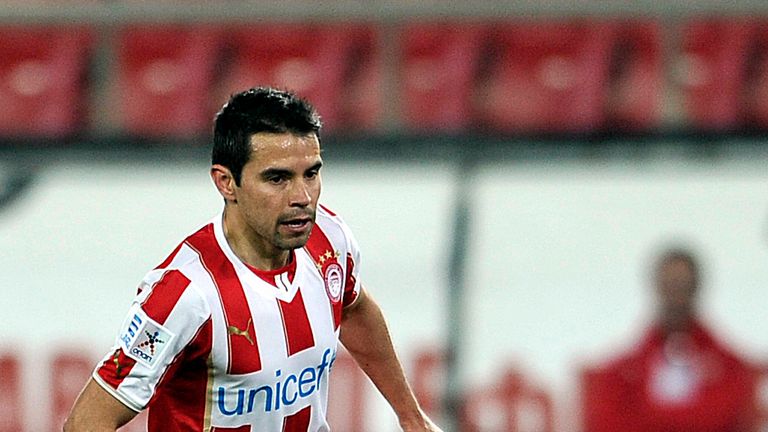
left=64, top=88, right=442, bottom=432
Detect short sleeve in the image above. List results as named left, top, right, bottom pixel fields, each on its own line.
left=93, top=269, right=210, bottom=411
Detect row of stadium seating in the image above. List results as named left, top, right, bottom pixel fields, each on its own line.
left=3, top=18, right=768, bottom=139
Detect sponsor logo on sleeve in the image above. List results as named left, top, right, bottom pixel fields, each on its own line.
left=119, top=306, right=175, bottom=369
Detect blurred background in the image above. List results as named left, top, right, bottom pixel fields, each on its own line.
left=1, top=0, right=768, bottom=431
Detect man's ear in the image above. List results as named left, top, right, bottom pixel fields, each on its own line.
left=211, top=164, right=237, bottom=203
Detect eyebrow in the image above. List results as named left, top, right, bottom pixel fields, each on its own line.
left=260, top=168, right=292, bottom=179
left=260, top=161, right=323, bottom=179
left=307, top=161, right=323, bottom=173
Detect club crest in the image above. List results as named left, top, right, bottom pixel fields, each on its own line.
left=324, top=263, right=343, bottom=302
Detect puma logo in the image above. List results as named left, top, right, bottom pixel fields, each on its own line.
left=113, top=350, right=125, bottom=379
left=227, top=318, right=255, bottom=346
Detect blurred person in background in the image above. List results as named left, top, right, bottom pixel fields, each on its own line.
left=64, top=87, right=441, bottom=432
left=581, top=247, right=759, bottom=432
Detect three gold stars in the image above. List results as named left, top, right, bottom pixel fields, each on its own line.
left=316, top=250, right=340, bottom=270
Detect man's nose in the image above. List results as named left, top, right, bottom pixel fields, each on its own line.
left=289, top=179, right=311, bottom=206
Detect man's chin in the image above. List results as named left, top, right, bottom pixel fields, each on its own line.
left=276, top=233, right=312, bottom=251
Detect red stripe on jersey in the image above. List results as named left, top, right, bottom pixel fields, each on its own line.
left=277, top=290, right=316, bottom=356
left=332, top=293, right=343, bottom=330
left=343, top=252, right=358, bottom=307
left=304, top=225, right=343, bottom=329
left=96, top=348, right=138, bottom=390
left=282, top=405, right=312, bottom=432
left=186, top=224, right=262, bottom=374
left=141, top=270, right=191, bottom=324
left=155, top=242, right=184, bottom=270
left=211, top=426, right=250, bottom=432
left=147, top=318, right=213, bottom=431
left=318, top=204, right=336, bottom=217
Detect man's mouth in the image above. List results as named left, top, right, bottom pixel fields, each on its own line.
left=279, top=217, right=313, bottom=232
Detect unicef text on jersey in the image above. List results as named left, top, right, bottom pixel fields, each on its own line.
left=218, top=348, right=336, bottom=416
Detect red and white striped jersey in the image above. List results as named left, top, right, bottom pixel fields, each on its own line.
left=93, top=205, right=361, bottom=431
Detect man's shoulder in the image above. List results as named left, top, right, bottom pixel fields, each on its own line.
left=692, top=321, right=756, bottom=369
left=310, top=204, right=360, bottom=257
left=314, top=204, right=354, bottom=239
left=316, top=204, right=345, bottom=226
left=151, top=222, right=215, bottom=270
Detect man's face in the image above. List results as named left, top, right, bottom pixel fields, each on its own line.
left=655, top=258, right=698, bottom=332
left=233, top=132, right=322, bottom=254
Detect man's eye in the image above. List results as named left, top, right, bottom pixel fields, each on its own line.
left=267, top=176, right=285, bottom=184
left=306, top=170, right=319, bottom=179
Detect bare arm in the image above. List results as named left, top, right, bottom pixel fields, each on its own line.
left=63, top=378, right=138, bottom=432
left=339, top=287, right=441, bottom=432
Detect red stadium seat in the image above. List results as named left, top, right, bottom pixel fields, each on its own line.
left=603, top=20, right=665, bottom=132
left=334, top=24, right=383, bottom=133
left=327, top=350, right=368, bottom=432
left=461, top=368, right=554, bottom=432
left=473, top=20, right=615, bottom=134
left=740, top=21, right=768, bottom=129
left=399, top=22, right=486, bottom=133
left=411, top=348, right=445, bottom=421
left=114, top=24, right=224, bottom=138
left=50, top=352, right=94, bottom=431
left=218, top=23, right=382, bottom=134
left=0, top=352, right=23, bottom=432
left=676, top=18, right=755, bottom=131
left=0, top=26, right=93, bottom=138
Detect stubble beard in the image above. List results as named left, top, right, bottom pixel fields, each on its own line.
left=273, top=229, right=313, bottom=251
left=273, top=208, right=316, bottom=251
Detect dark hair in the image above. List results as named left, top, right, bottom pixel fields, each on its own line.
left=212, top=87, right=322, bottom=185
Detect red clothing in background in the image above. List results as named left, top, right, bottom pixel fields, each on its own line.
left=582, top=321, right=758, bottom=432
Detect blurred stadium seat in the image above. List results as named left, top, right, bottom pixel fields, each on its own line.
left=114, top=24, right=224, bottom=138
left=603, top=20, right=665, bottom=132
left=217, top=22, right=381, bottom=134
left=50, top=352, right=93, bottom=431
left=473, top=20, right=614, bottom=134
left=326, top=350, right=368, bottom=432
left=399, top=22, right=485, bottom=133
left=741, top=20, right=768, bottom=130
left=0, top=353, right=22, bottom=432
left=411, top=348, right=445, bottom=422
left=675, top=18, right=755, bottom=132
left=0, top=26, right=93, bottom=139
left=461, top=368, right=554, bottom=432
left=334, top=24, right=383, bottom=133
